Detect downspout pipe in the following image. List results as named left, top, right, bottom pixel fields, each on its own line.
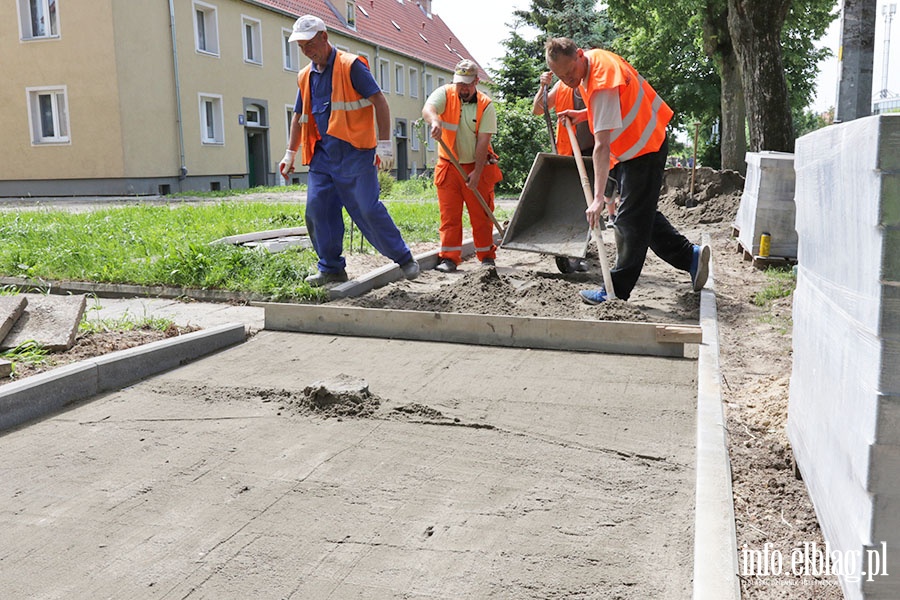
left=168, top=0, right=187, bottom=180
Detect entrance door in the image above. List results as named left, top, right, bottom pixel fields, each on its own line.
left=246, top=128, right=268, bottom=188
left=396, top=137, right=408, bottom=180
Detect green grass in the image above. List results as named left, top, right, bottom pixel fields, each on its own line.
left=0, top=198, right=509, bottom=302
left=1, top=340, right=48, bottom=370
left=752, top=266, right=796, bottom=307
left=166, top=184, right=305, bottom=199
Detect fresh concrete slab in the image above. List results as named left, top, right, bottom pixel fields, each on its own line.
left=0, top=293, right=86, bottom=351
left=0, top=323, right=246, bottom=433
left=0, top=330, right=697, bottom=599
left=0, top=295, right=27, bottom=346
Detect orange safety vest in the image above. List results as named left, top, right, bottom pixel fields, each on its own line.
left=437, top=86, right=496, bottom=162
left=578, top=48, right=673, bottom=162
left=296, top=50, right=376, bottom=165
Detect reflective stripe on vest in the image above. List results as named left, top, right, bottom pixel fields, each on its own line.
left=580, top=49, right=672, bottom=163
left=296, top=50, right=376, bottom=165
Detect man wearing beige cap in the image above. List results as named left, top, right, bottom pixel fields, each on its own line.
left=422, top=59, right=503, bottom=272
left=279, top=14, right=419, bottom=287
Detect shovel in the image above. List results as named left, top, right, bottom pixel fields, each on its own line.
left=541, top=83, right=558, bottom=154
left=562, top=117, right=616, bottom=300
left=436, top=137, right=505, bottom=236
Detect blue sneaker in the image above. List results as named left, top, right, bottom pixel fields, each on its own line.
left=690, top=244, right=711, bottom=291
left=579, top=288, right=608, bottom=305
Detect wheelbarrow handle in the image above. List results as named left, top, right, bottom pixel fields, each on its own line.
left=436, top=137, right=505, bottom=237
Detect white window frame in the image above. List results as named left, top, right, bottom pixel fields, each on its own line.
left=26, top=85, right=70, bottom=144
left=285, top=105, right=294, bottom=145
left=242, top=15, right=262, bottom=65
left=409, top=67, right=419, bottom=99
left=199, top=93, right=225, bottom=145
left=394, top=62, right=405, bottom=95
left=378, top=59, right=390, bottom=93
left=346, top=1, right=357, bottom=29
left=282, top=28, right=299, bottom=71
left=17, top=0, right=59, bottom=40
left=193, top=1, right=219, bottom=56
left=424, top=73, right=434, bottom=97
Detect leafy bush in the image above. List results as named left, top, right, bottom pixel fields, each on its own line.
left=492, top=98, right=550, bottom=194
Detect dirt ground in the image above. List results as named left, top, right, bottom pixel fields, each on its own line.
left=2, top=170, right=844, bottom=597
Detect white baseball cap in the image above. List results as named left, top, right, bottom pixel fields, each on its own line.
left=453, top=59, right=478, bottom=84
left=289, top=15, right=326, bottom=42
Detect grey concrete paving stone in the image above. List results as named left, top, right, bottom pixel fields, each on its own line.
left=0, top=323, right=246, bottom=433
left=0, top=295, right=27, bottom=347
left=0, top=293, right=86, bottom=351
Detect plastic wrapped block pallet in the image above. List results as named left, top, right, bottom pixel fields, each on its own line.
left=789, top=114, right=900, bottom=600
left=733, top=151, right=798, bottom=257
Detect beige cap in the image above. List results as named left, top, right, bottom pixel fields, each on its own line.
left=452, top=59, right=478, bottom=84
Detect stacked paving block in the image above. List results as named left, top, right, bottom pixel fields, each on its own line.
left=789, top=114, right=900, bottom=600
left=0, top=294, right=87, bottom=377
left=733, top=151, right=798, bottom=259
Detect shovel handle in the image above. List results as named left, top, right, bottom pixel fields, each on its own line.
left=436, top=137, right=505, bottom=236
left=541, top=84, right=557, bottom=154
left=563, top=118, right=616, bottom=300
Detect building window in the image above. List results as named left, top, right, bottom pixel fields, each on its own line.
left=378, top=59, right=390, bottom=93
left=437, top=76, right=446, bottom=88
left=346, top=1, right=356, bottom=28
left=193, top=1, right=219, bottom=56
left=242, top=16, right=262, bottom=65
left=18, top=0, right=58, bottom=40
left=424, top=73, right=434, bottom=97
left=199, top=93, right=224, bottom=144
left=409, top=67, right=419, bottom=99
left=285, top=106, right=293, bottom=145
left=26, top=86, right=69, bottom=144
left=394, top=63, right=405, bottom=95
left=282, top=28, right=299, bottom=71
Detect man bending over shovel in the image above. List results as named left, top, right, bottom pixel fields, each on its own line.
left=544, top=37, right=710, bottom=304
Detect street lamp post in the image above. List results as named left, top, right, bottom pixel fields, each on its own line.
left=880, top=3, right=897, bottom=98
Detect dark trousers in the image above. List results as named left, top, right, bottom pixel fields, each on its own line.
left=610, top=135, right=694, bottom=300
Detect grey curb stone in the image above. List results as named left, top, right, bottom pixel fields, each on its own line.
left=0, top=323, right=246, bottom=433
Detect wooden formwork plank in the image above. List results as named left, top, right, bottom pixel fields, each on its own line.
left=261, top=303, right=701, bottom=358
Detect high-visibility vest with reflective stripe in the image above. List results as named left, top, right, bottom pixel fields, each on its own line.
left=297, top=50, right=376, bottom=165
left=578, top=48, right=672, bottom=162
left=437, top=86, right=495, bottom=162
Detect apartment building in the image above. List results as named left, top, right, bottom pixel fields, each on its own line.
left=1, top=0, right=488, bottom=196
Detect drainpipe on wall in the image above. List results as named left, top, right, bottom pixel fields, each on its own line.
left=168, top=0, right=188, bottom=180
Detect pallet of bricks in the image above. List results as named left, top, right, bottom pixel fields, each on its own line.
left=731, top=150, right=798, bottom=269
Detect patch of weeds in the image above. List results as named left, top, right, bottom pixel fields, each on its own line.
left=1, top=340, right=48, bottom=374
left=81, top=296, right=176, bottom=334
left=752, top=266, right=796, bottom=307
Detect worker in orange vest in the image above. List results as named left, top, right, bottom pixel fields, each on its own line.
left=279, top=15, right=420, bottom=287
left=544, top=37, right=710, bottom=304
left=422, top=59, right=503, bottom=273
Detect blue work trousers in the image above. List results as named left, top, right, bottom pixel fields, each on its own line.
left=306, top=166, right=413, bottom=274
left=610, top=135, right=694, bottom=300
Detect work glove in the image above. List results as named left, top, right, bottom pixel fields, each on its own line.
left=375, top=140, right=394, bottom=171
left=279, top=149, right=296, bottom=179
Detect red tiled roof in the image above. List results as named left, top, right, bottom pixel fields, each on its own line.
left=250, top=0, right=489, bottom=80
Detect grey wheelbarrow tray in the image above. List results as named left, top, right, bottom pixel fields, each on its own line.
left=500, top=152, right=592, bottom=258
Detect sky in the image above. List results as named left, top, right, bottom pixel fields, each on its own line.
left=431, top=0, right=900, bottom=114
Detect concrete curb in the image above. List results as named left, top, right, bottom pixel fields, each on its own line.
left=0, top=323, right=246, bottom=434
left=693, top=233, right=741, bottom=599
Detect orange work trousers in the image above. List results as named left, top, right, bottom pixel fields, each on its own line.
left=434, top=159, right=497, bottom=265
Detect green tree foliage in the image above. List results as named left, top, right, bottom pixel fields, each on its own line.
left=514, top=0, right=615, bottom=49
left=489, top=27, right=544, bottom=102
left=492, top=98, right=550, bottom=193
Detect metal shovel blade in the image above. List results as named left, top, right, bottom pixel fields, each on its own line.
left=501, top=153, right=591, bottom=258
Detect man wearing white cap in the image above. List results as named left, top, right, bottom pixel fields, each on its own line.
left=422, top=59, right=503, bottom=272
left=280, top=15, right=419, bottom=287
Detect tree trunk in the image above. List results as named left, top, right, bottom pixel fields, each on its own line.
left=727, top=0, right=794, bottom=152
left=719, top=52, right=747, bottom=174
left=702, top=1, right=747, bottom=174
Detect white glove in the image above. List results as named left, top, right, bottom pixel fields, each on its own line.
left=279, top=149, right=296, bottom=180
left=375, top=140, right=394, bottom=171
